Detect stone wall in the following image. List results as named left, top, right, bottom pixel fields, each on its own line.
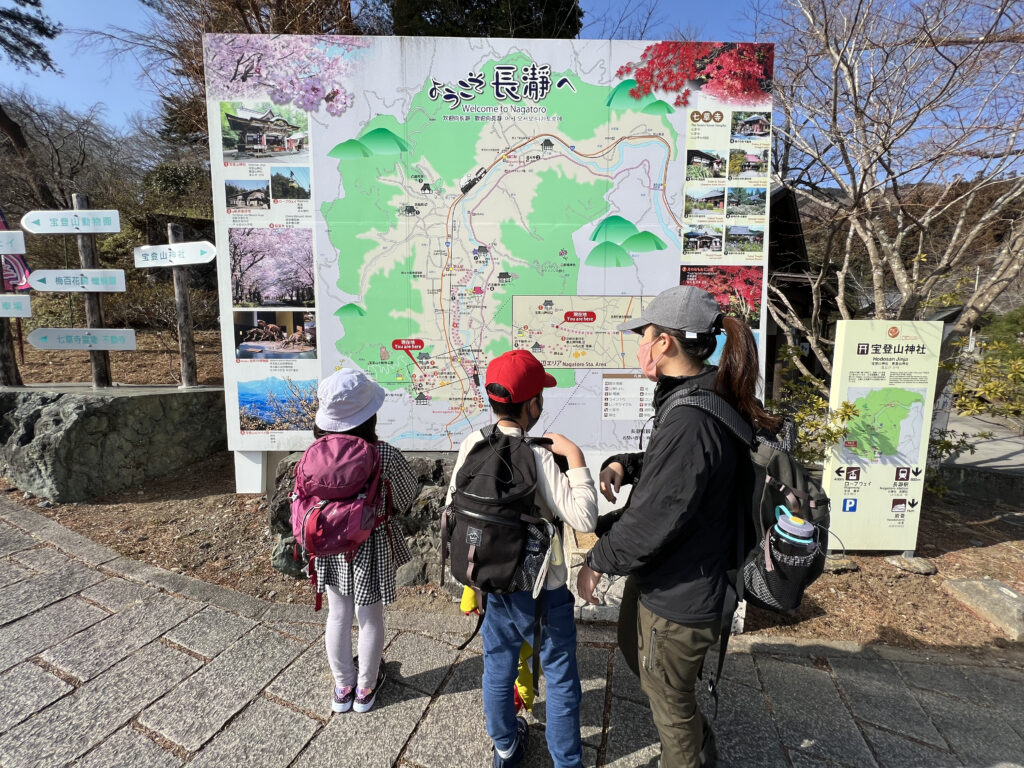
left=0, top=387, right=227, bottom=502
left=268, top=451, right=457, bottom=588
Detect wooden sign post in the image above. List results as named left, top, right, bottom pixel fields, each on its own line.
left=168, top=223, right=198, bottom=388
left=73, top=194, right=112, bottom=388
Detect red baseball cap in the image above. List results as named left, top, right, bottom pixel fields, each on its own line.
left=485, top=350, right=557, bottom=403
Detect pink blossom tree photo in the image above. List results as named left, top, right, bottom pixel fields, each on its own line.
left=205, top=34, right=369, bottom=116
left=229, top=227, right=315, bottom=307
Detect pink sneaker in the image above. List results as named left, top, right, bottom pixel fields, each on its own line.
left=332, top=685, right=354, bottom=713
left=353, top=665, right=387, bottom=713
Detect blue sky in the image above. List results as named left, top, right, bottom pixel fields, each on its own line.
left=6, top=0, right=756, bottom=126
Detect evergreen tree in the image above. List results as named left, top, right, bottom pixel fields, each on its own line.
left=388, top=0, right=584, bottom=38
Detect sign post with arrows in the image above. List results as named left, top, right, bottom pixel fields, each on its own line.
left=134, top=226, right=214, bottom=387
left=822, top=320, right=944, bottom=554
left=20, top=195, right=124, bottom=388
left=133, top=241, right=215, bottom=268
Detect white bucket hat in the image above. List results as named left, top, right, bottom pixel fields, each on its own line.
left=314, top=368, right=386, bottom=432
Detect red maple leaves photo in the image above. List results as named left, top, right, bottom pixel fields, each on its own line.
left=680, top=265, right=763, bottom=325
left=617, top=42, right=774, bottom=107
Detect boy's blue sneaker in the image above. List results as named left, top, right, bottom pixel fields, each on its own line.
left=492, top=716, right=529, bottom=768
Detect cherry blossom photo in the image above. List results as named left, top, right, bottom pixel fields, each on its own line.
left=204, top=34, right=367, bottom=114
left=229, top=227, right=315, bottom=307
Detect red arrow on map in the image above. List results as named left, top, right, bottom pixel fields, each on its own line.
left=392, top=339, right=425, bottom=370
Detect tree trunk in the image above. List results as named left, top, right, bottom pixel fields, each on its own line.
left=0, top=317, right=23, bottom=387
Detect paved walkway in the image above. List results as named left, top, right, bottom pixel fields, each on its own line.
left=942, top=413, right=1024, bottom=475
left=1, top=496, right=1023, bottom=768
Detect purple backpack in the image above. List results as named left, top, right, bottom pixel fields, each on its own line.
left=291, top=435, right=388, bottom=569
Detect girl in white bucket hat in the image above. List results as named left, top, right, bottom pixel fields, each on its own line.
left=306, top=369, right=420, bottom=714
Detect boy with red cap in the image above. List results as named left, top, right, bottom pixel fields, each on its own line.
left=446, top=350, right=598, bottom=768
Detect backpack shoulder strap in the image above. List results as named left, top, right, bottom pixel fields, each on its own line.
left=660, top=387, right=754, bottom=447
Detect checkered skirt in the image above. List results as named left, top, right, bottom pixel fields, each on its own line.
left=315, top=442, right=419, bottom=605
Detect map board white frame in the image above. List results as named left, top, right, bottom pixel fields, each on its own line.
left=203, top=35, right=774, bottom=461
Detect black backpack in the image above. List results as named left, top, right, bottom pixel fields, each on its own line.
left=658, top=387, right=831, bottom=713
left=658, top=388, right=830, bottom=614
left=441, top=426, right=557, bottom=595
left=440, top=426, right=560, bottom=686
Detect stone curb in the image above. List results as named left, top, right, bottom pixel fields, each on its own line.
left=0, top=499, right=120, bottom=566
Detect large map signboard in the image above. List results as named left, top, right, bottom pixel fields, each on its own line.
left=823, top=320, right=943, bottom=551
left=203, top=36, right=774, bottom=451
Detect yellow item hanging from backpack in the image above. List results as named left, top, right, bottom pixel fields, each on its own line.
left=460, top=586, right=536, bottom=710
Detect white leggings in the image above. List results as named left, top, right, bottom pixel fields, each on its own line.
left=324, top=587, right=386, bottom=690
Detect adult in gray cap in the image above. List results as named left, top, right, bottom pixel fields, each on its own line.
left=577, top=286, right=780, bottom=768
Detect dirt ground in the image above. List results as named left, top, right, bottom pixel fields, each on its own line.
left=5, top=332, right=1024, bottom=650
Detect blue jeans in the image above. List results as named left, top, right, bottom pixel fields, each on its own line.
left=481, top=586, right=583, bottom=768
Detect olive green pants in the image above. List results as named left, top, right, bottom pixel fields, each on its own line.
left=636, top=599, right=720, bottom=768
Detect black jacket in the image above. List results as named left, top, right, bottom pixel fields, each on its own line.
left=588, top=367, right=745, bottom=625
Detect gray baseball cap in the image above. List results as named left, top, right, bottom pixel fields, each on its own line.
left=616, top=285, right=723, bottom=337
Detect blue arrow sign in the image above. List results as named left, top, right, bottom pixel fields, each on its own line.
left=0, top=230, right=26, bottom=254
left=0, top=295, right=31, bottom=318
left=28, top=269, right=126, bottom=292
left=20, top=210, right=121, bottom=234
left=28, top=328, right=136, bottom=351
left=133, top=241, right=216, bottom=268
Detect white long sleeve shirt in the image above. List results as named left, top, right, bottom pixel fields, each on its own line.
left=445, top=424, right=598, bottom=590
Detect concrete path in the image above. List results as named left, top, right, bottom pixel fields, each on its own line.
left=2, top=496, right=1023, bottom=768
left=942, top=413, right=1024, bottom=474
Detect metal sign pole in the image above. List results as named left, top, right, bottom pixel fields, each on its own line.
left=72, top=193, right=112, bottom=388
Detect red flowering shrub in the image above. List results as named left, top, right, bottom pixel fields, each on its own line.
left=617, top=42, right=773, bottom=107
left=680, top=265, right=763, bottom=325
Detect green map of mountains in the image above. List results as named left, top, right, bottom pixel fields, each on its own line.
left=846, top=388, right=925, bottom=458
left=587, top=215, right=667, bottom=267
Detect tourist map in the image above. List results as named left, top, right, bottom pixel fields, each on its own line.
left=204, top=37, right=774, bottom=450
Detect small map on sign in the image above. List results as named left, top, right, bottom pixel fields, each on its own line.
left=510, top=296, right=647, bottom=368
left=840, top=387, right=928, bottom=464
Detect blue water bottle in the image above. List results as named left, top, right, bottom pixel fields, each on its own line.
left=773, top=505, right=816, bottom=547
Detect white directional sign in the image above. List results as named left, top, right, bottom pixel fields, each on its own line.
left=0, top=294, right=31, bottom=318
left=0, top=230, right=25, bottom=254
left=20, top=210, right=121, bottom=234
left=28, top=269, right=126, bottom=292
left=27, top=328, right=136, bottom=351
left=134, top=241, right=216, bottom=268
